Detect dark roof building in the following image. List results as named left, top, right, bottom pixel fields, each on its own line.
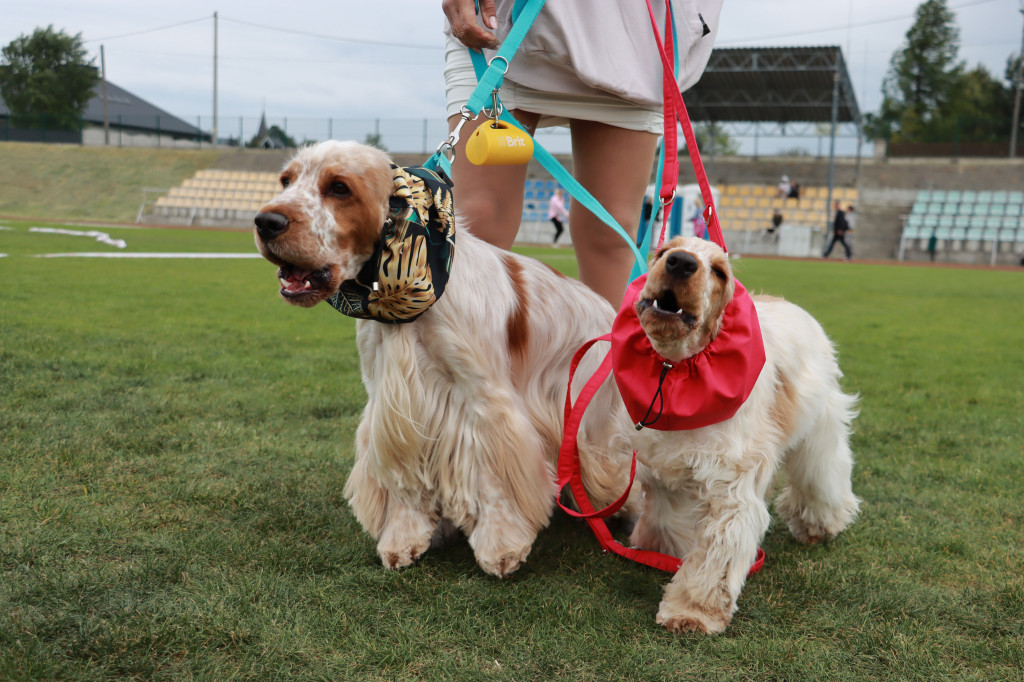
left=0, top=77, right=208, bottom=146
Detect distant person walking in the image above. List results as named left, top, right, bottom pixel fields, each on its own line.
left=823, top=200, right=853, bottom=261
left=547, top=188, right=569, bottom=243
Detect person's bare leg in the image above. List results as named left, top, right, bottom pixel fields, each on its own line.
left=568, top=119, right=658, bottom=307
left=447, top=110, right=540, bottom=249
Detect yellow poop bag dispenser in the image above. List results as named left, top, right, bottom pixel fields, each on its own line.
left=466, top=119, right=534, bottom=165
left=465, top=89, right=533, bottom=165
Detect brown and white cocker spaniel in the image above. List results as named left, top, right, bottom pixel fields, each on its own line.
left=629, top=236, right=860, bottom=634
left=253, top=141, right=636, bottom=578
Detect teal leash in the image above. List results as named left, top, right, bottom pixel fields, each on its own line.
left=426, top=0, right=647, bottom=275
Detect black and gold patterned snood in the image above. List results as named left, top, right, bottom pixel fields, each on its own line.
left=327, top=164, right=456, bottom=323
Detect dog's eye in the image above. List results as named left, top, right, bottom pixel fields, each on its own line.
left=711, top=266, right=728, bottom=281
left=328, top=182, right=351, bottom=198
left=280, top=177, right=291, bottom=188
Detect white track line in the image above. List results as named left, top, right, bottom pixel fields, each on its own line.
left=29, top=227, right=127, bottom=248
left=37, top=252, right=263, bottom=259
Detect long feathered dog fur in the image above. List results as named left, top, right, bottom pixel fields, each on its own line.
left=629, top=236, right=860, bottom=634
left=253, top=140, right=636, bottom=578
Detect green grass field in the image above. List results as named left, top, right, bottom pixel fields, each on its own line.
left=2, top=219, right=1022, bottom=680
left=0, top=143, right=221, bottom=223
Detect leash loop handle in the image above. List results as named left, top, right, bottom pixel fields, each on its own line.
left=557, top=335, right=637, bottom=521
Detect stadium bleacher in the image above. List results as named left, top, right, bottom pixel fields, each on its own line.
left=716, top=184, right=858, bottom=232
left=519, top=180, right=857, bottom=235
left=153, top=170, right=281, bottom=222
left=899, top=190, right=1024, bottom=263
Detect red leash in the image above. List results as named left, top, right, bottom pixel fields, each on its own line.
left=556, top=337, right=765, bottom=577
left=645, top=0, right=726, bottom=252
left=554, top=0, right=765, bottom=578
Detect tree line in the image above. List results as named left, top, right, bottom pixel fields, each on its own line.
left=2, top=3, right=1022, bottom=150
left=864, top=0, right=1021, bottom=147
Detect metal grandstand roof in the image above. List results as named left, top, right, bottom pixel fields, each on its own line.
left=682, top=46, right=861, bottom=126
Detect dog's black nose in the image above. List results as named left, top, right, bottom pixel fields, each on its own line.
left=255, top=211, right=290, bottom=241
left=665, top=251, right=698, bottom=278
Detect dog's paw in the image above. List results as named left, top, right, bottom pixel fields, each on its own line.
left=656, top=602, right=730, bottom=635
left=476, top=544, right=531, bottom=579
left=378, top=539, right=430, bottom=570
left=786, top=520, right=835, bottom=545
left=376, top=508, right=436, bottom=570
left=777, top=488, right=859, bottom=545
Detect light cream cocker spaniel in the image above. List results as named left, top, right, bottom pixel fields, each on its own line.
left=629, top=236, right=860, bottom=634
left=254, top=141, right=636, bottom=578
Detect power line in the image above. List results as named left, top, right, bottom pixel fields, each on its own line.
left=80, top=14, right=441, bottom=51
left=84, top=16, right=210, bottom=43
left=219, top=16, right=441, bottom=50
left=719, top=0, right=1001, bottom=46
left=100, top=48, right=438, bottom=65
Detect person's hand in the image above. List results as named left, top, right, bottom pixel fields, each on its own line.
left=443, top=0, right=499, bottom=49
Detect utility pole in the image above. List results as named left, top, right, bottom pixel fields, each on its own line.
left=1011, top=3, right=1024, bottom=158
left=825, top=69, right=840, bottom=236
left=100, top=45, right=110, bottom=146
left=213, top=11, right=219, bottom=148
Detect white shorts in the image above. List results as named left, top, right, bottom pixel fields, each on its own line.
left=443, top=34, right=663, bottom=134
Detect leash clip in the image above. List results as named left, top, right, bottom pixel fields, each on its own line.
left=435, top=106, right=477, bottom=161
left=482, top=88, right=504, bottom=123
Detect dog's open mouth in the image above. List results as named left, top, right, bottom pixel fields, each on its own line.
left=637, top=289, right=698, bottom=327
left=277, top=263, right=334, bottom=300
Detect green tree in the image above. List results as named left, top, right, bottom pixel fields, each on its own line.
left=683, top=122, right=738, bottom=156
left=939, top=64, right=1014, bottom=144
left=247, top=124, right=298, bottom=148
left=0, top=25, right=99, bottom=130
left=364, top=132, right=387, bottom=151
left=864, top=0, right=962, bottom=142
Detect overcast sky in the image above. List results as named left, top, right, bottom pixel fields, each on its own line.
left=2, top=0, right=1022, bottom=147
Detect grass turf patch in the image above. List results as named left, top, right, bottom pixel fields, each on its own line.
left=0, top=143, right=221, bottom=224
left=1, top=226, right=1022, bottom=679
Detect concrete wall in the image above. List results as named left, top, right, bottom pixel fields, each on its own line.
left=158, top=148, right=1024, bottom=265
left=82, top=126, right=207, bottom=149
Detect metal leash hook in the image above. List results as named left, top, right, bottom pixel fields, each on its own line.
left=435, top=105, right=478, bottom=162
left=482, top=88, right=504, bottom=128
left=482, top=55, right=510, bottom=128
